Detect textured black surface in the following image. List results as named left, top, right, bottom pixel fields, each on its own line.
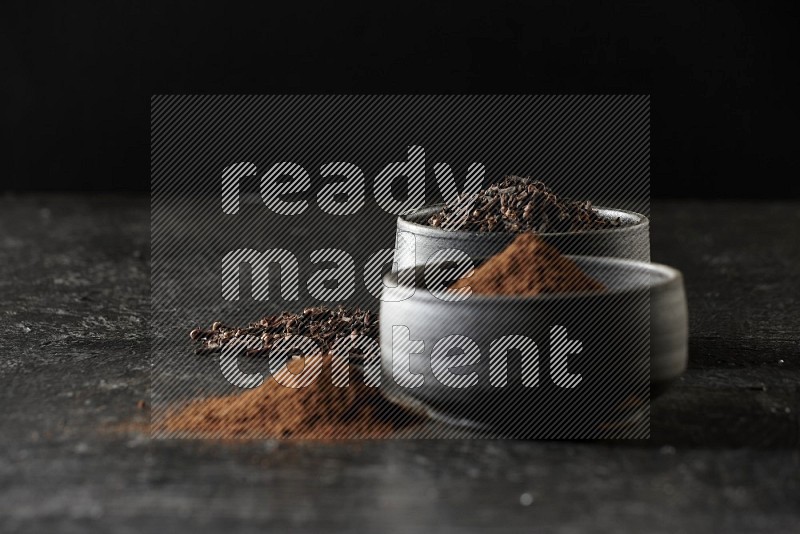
left=1, top=195, right=798, bottom=532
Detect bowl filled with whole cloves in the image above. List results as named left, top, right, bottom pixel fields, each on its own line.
left=394, top=176, right=650, bottom=270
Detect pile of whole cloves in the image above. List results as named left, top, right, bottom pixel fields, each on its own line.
left=189, top=305, right=378, bottom=357
left=427, top=176, right=624, bottom=233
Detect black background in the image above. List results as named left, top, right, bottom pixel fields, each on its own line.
left=3, top=0, right=797, bottom=197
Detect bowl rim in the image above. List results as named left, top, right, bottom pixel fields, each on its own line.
left=382, top=255, right=682, bottom=304
left=397, top=204, right=649, bottom=239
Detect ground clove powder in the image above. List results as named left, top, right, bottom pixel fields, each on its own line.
left=175, top=307, right=418, bottom=439
left=159, top=353, right=421, bottom=439
left=450, top=233, right=606, bottom=296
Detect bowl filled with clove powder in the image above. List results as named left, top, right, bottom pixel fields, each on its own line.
left=380, top=233, right=687, bottom=437
left=394, top=176, right=650, bottom=271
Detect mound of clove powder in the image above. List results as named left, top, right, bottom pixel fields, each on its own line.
left=159, top=353, right=421, bottom=439
left=450, top=233, right=606, bottom=296
left=177, top=306, right=421, bottom=438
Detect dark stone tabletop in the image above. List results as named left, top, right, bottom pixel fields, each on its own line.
left=1, top=195, right=798, bottom=533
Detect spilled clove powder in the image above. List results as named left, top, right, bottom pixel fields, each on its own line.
left=450, top=233, right=606, bottom=296
left=159, top=353, right=421, bottom=439
left=175, top=306, right=419, bottom=439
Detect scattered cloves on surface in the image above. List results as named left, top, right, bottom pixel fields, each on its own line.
left=189, top=305, right=379, bottom=356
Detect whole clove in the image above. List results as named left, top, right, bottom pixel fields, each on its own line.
left=189, top=305, right=378, bottom=357
left=428, top=176, right=625, bottom=233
